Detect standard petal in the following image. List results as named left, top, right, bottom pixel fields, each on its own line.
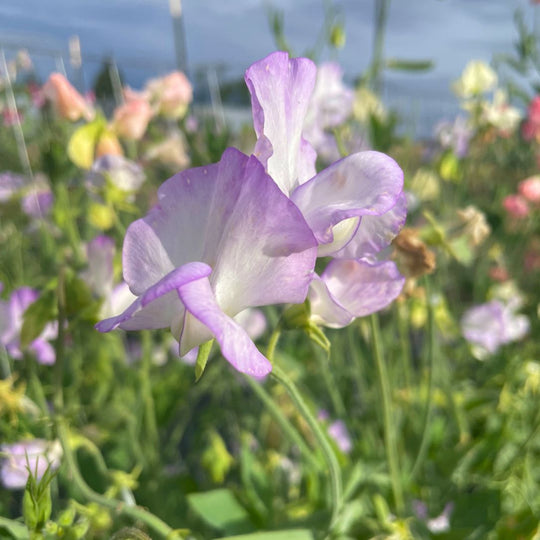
left=245, top=51, right=317, bottom=194
left=96, top=262, right=211, bottom=333
left=178, top=276, right=272, bottom=377
left=291, top=151, right=404, bottom=247
left=334, top=192, right=408, bottom=259
left=309, top=259, right=405, bottom=328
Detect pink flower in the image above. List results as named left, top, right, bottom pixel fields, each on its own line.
left=147, top=71, right=193, bottom=119
left=42, top=73, right=93, bottom=122
left=2, top=108, right=21, bottom=127
left=518, top=176, right=540, bottom=203
left=113, top=98, right=153, bottom=140
left=522, top=96, right=540, bottom=141
left=503, top=194, right=529, bottom=218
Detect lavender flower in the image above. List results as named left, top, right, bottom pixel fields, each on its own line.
left=86, top=154, right=145, bottom=194
left=96, top=148, right=318, bottom=377
left=461, top=299, right=529, bottom=356
left=327, top=420, right=352, bottom=454
left=435, top=116, right=472, bottom=158
left=1, top=439, right=62, bottom=489
left=245, top=52, right=406, bottom=327
left=303, top=62, right=354, bottom=161
left=0, top=285, right=57, bottom=365
left=0, top=172, right=27, bottom=202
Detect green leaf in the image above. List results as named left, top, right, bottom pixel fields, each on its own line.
left=0, top=517, right=30, bottom=539
left=218, top=530, right=314, bottom=540
left=67, top=116, right=106, bottom=169
left=20, top=289, right=57, bottom=349
left=385, top=58, right=434, bottom=72
left=195, top=339, right=214, bottom=382
left=187, top=488, right=253, bottom=535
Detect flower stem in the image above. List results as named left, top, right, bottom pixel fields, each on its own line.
left=266, top=327, right=282, bottom=364
left=140, top=331, right=159, bottom=466
left=409, top=278, right=436, bottom=481
left=244, top=375, right=321, bottom=471
left=369, top=313, right=404, bottom=515
left=56, top=419, right=181, bottom=539
left=270, top=364, right=343, bottom=529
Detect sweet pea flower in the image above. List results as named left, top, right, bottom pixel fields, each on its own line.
left=1, top=439, right=62, bottom=489
left=481, top=90, right=521, bottom=134
left=21, top=178, right=54, bottom=219
left=503, top=194, right=529, bottom=218
left=303, top=62, right=354, bottom=159
left=113, top=97, right=153, bottom=141
left=146, top=71, right=193, bottom=119
left=413, top=501, right=453, bottom=534
left=245, top=52, right=406, bottom=327
left=452, top=60, right=497, bottom=98
left=0, top=286, right=57, bottom=365
left=144, top=130, right=190, bottom=169
left=461, top=299, right=529, bottom=356
left=0, top=172, right=27, bottom=202
left=86, top=154, right=145, bottom=194
left=435, top=116, right=472, bottom=158
left=522, top=96, right=540, bottom=141
left=327, top=420, right=352, bottom=454
left=518, top=175, right=540, bottom=203
left=96, top=148, right=318, bottom=377
left=42, top=73, right=93, bottom=122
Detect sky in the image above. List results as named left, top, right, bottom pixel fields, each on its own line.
left=0, top=0, right=535, bottom=134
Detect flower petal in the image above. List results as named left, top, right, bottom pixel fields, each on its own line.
left=335, top=192, right=407, bottom=258
left=123, top=148, right=317, bottom=315
left=309, top=259, right=405, bottom=328
left=245, top=51, right=317, bottom=194
left=178, top=276, right=272, bottom=377
left=291, top=151, right=404, bottom=248
left=96, top=262, right=211, bottom=332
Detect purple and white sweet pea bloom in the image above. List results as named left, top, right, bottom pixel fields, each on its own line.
left=461, top=299, right=529, bottom=357
left=96, top=148, right=318, bottom=376
left=0, top=285, right=57, bottom=365
left=1, top=439, right=62, bottom=489
left=245, top=52, right=406, bottom=326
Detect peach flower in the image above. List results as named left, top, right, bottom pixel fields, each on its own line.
left=113, top=98, right=153, bottom=140
left=518, top=176, right=540, bottom=203
left=42, top=73, right=93, bottom=122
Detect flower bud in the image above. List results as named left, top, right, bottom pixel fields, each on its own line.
left=42, top=73, right=93, bottom=122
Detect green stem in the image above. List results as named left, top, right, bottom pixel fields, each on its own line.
left=56, top=420, right=180, bottom=539
left=24, top=355, right=49, bottom=418
left=54, top=269, right=67, bottom=412
left=270, top=364, right=343, bottom=529
left=369, top=313, right=404, bottom=515
left=244, top=375, right=321, bottom=471
left=140, top=331, right=159, bottom=465
left=266, top=327, right=282, bottom=364
left=409, top=278, right=436, bottom=481
left=396, top=304, right=412, bottom=390
left=316, top=348, right=347, bottom=419
left=0, top=346, right=12, bottom=378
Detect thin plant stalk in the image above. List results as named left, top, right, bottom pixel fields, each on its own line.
left=409, top=277, right=436, bottom=481
left=56, top=420, right=181, bottom=539
left=369, top=313, right=404, bottom=515
left=52, top=271, right=180, bottom=538
left=270, top=364, right=343, bottom=529
left=244, top=375, right=322, bottom=471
